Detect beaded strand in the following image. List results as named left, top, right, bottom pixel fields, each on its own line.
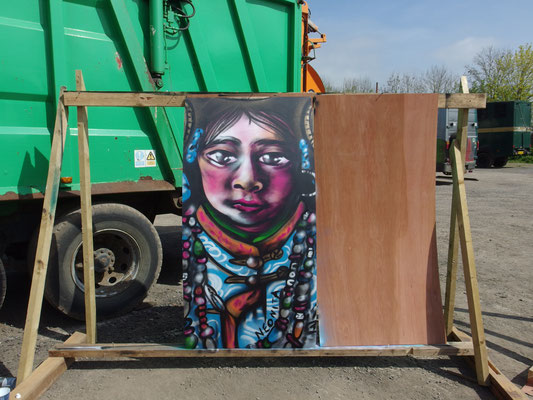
left=257, top=210, right=317, bottom=349
left=183, top=215, right=216, bottom=349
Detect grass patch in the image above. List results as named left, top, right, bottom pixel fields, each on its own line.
left=509, top=155, right=533, bottom=163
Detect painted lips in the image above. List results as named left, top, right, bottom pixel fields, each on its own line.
left=231, top=200, right=265, bottom=213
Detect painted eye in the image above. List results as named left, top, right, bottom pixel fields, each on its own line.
left=205, top=150, right=237, bottom=166
left=258, top=153, right=290, bottom=166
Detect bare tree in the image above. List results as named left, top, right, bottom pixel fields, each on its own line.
left=341, top=77, right=375, bottom=93
left=466, top=46, right=509, bottom=99
left=383, top=72, right=424, bottom=93
left=422, top=65, right=459, bottom=93
left=321, top=77, right=339, bottom=93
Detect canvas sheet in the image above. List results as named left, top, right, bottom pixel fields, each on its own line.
left=182, top=96, right=318, bottom=349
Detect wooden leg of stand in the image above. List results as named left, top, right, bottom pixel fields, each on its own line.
left=76, top=70, right=97, bottom=344
left=443, top=77, right=470, bottom=336
left=450, top=143, right=489, bottom=385
left=444, top=208, right=460, bottom=336
left=13, top=332, right=86, bottom=400
left=17, top=91, right=69, bottom=385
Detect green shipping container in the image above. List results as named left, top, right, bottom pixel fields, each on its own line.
left=0, top=0, right=309, bottom=316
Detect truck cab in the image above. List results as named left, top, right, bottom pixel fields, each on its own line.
left=436, top=108, right=478, bottom=175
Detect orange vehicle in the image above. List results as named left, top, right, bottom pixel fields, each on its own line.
left=302, top=2, right=327, bottom=92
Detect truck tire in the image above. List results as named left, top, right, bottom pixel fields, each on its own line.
left=493, top=157, right=508, bottom=168
left=30, top=203, right=162, bottom=320
left=476, top=153, right=492, bottom=168
left=0, top=258, right=6, bottom=309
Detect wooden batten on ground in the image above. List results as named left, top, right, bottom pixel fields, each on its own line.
left=522, top=367, right=533, bottom=396
left=12, top=332, right=86, bottom=400
left=450, top=328, right=528, bottom=400
left=49, top=340, right=475, bottom=358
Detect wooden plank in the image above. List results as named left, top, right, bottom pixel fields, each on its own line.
left=450, top=142, right=490, bottom=385
left=63, top=91, right=186, bottom=107
left=76, top=70, right=97, bottom=344
left=12, top=332, right=86, bottom=400
left=457, top=76, right=470, bottom=164
left=443, top=210, right=460, bottom=336
left=451, top=328, right=527, bottom=399
left=443, top=77, right=470, bottom=336
left=17, top=90, right=69, bottom=385
left=49, top=342, right=474, bottom=359
left=62, top=91, right=486, bottom=109
left=437, top=93, right=486, bottom=109
left=478, top=126, right=531, bottom=133
left=314, top=94, right=445, bottom=346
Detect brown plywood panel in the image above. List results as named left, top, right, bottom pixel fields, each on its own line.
left=314, top=94, right=445, bottom=346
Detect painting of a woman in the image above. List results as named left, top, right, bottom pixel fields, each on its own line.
left=182, top=96, right=317, bottom=349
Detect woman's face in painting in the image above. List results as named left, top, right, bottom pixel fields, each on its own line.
left=198, top=115, right=297, bottom=233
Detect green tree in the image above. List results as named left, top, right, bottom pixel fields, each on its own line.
left=466, top=44, right=533, bottom=101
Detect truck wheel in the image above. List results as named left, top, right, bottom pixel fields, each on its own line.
left=0, top=258, right=6, bottom=309
left=493, top=157, right=508, bottom=168
left=476, top=153, right=492, bottom=168
left=30, top=203, right=162, bottom=320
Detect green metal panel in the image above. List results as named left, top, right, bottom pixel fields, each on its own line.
left=513, top=101, right=531, bottom=127
left=478, top=101, right=532, bottom=154
left=0, top=0, right=303, bottom=198
left=523, top=130, right=532, bottom=151
left=478, top=101, right=531, bottom=128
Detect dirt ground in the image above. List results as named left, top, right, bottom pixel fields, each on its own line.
left=0, top=165, right=532, bottom=399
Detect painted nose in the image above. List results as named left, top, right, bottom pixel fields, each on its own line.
left=232, top=159, right=263, bottom=192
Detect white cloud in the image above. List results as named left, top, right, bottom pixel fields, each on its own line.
left=312, top=24, right=432, bottom=87
left=431, top=37, right=501, bottom=73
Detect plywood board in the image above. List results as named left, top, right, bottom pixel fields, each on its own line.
left=314, top=94, right=445, bottom=346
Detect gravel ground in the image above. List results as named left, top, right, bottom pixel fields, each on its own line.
left=0, top=165, right=532, bottom=399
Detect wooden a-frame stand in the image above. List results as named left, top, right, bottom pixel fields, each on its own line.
left=11, top=72, right=527, bottom=400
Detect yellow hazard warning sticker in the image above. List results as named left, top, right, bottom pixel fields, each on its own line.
left=134, top=150, right=157, bottom=168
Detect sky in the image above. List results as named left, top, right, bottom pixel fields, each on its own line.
left=307, top=0, right=533, bottom=88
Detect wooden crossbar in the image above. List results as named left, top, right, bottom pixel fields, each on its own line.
left=62, top=91, right=486, bottom=109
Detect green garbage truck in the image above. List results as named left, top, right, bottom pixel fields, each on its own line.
left=0, top=0, right=325, bottom=317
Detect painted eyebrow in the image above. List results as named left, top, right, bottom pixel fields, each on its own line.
left=253, top=139, right=288, bottom=147
left=204, top=136, right=241, bottom=147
